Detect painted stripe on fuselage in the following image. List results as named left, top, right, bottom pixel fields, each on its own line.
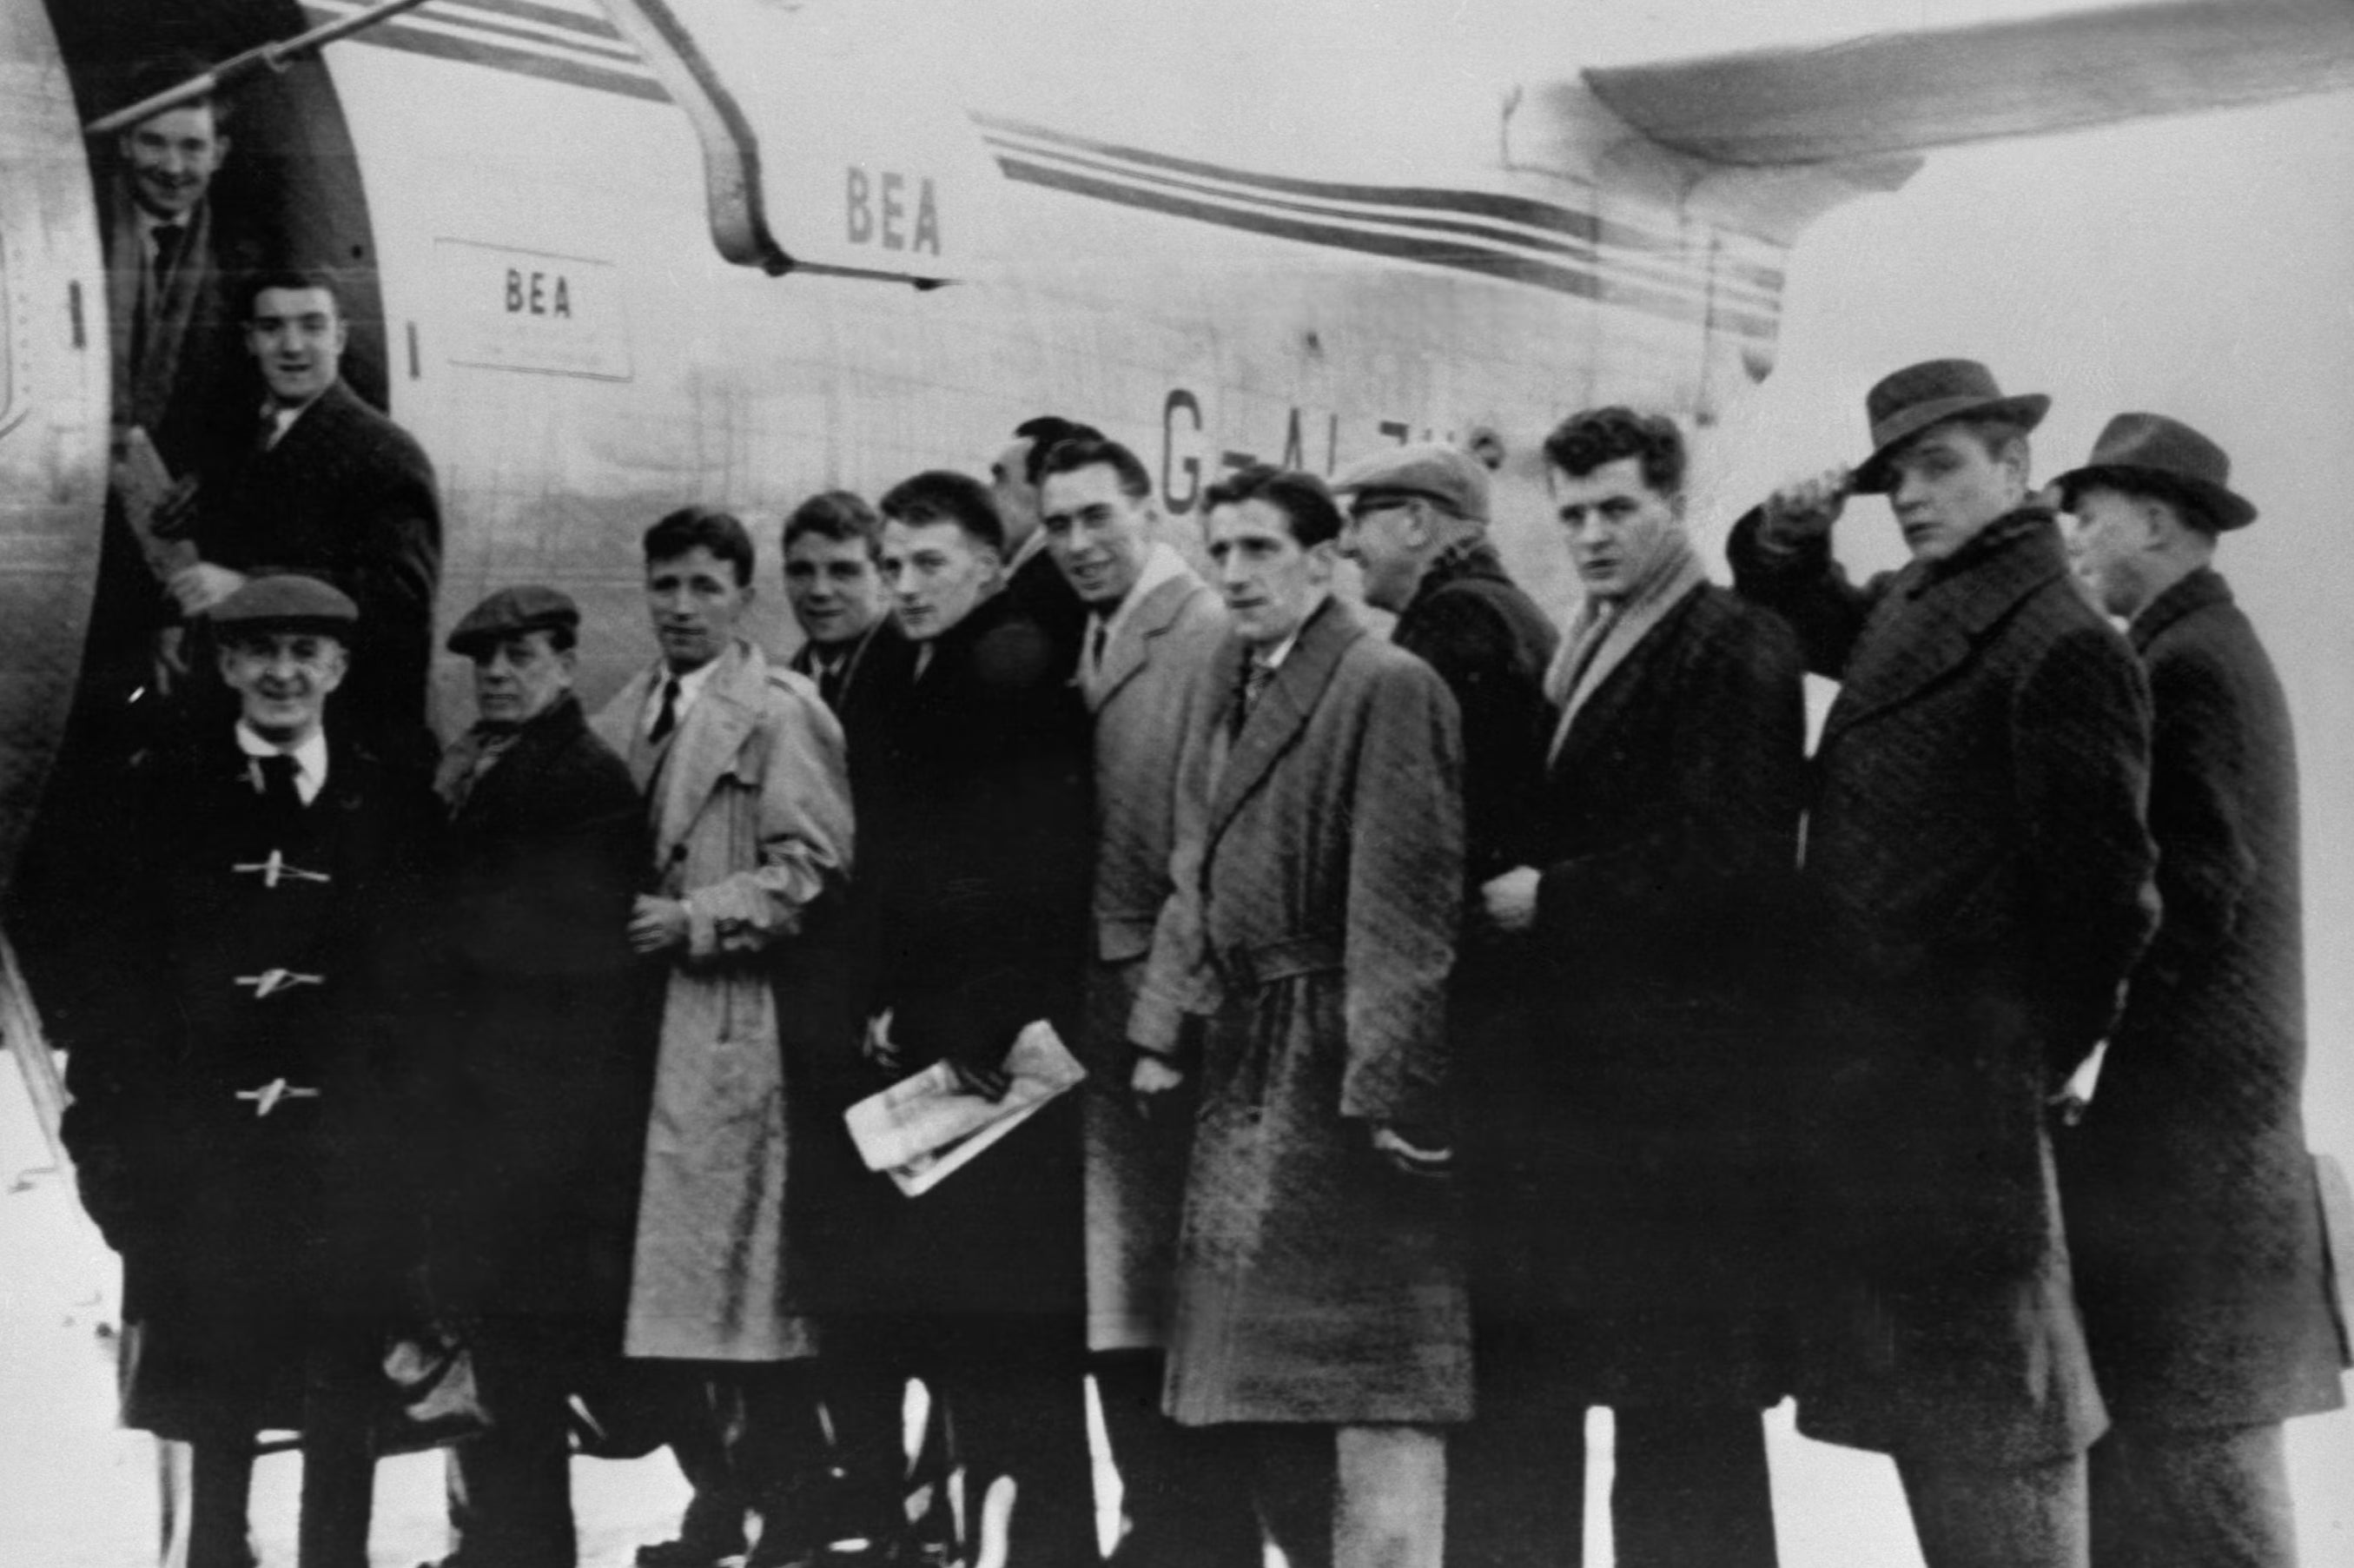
left=294, top=3, right=1782, bottom=337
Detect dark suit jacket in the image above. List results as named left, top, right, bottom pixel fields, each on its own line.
left=1002, top=543, right=1090, bottom=676
left=2060, top=568, right=2346, bottom=1427
left=195, top=380, right=444, bottom=757
left=1504, top=583, right=1807, bottom=1405
left=1389, top=537, right=1557, bottom=886
left=791, top=615, right=917, bottom=822
left=843, top=590, right=1094, bottom=1318
left=421, top=693, right=653, bottom=1322
left=1731, top=503, right=2159, bottom=1466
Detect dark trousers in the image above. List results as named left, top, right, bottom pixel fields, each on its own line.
left=1448, top=1314, right=1777, bottom=1568
left=443, top=1316, right=598, bottom=1568
left=648, top=1360, right=831, bottom=1558
left=825, top=1310, right=1096, bottom=1568
left=1093, top=1350, right=1261, bottom=1568
left=2087, top=1420, right=2296, bottom=1568
left=1231, top=1422, right=1447, bottom=1568
left=1896, top=1449, right=2087, bottom=1568
left=186, top=1320, right=381, bottom=1568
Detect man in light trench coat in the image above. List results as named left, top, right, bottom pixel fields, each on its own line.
left=593, top=506, right=854, bottom=1568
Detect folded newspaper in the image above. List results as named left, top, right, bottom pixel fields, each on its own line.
left=844, top=1020, right=1085, bottom=1197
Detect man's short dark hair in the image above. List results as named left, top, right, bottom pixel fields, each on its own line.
left=1036, top=436, right=1151, bottom=503
left=1543, top=407, right=1687, bottom=497
left=783, top=489, right=884, bottom=559
left=121, top=53, right=233, bottom=131
left=1014, top=415, right=1104, bottom=487
left=879, top=470, right=1007, bottom=559
left=243, top=266, right=347, bottom=322
left=644, top=505, right=756, bottom=586
left=1201, top=465, right=1344, bottom=550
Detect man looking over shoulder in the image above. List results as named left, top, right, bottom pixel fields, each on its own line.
left=1729, top=360, right=2158, bottom=1568
left=1035, top=436, right=1252, bottom=1568
left=182, top=268, right=443, bottom=761
left=991, top=414, right=1103, bottom=668
left=2054, top=415, right=2345, bottom=1568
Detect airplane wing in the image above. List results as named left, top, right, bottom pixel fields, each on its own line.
left=1584, top=0, right=2354, bottom=167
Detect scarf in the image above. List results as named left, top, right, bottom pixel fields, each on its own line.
left=107, top=181, right=215, bottom=440
left=1543, top=527, right=1706, bottom=765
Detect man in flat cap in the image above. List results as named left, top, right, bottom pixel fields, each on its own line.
left=1458, top=408, right=1807, bottom=1568
left=418, top=587, right=652, bottom=1568
left=58, top=573, right=440, bottom=1568
left=2053, top=416, right=2345, bottom=1568
left=1729, top=360, right=2159, bottom=1566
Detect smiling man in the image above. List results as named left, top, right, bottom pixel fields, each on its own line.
left=1729, top=361, right=2159, bottom=1568
left=58, top=573, right=439, bottom=1568
left=1130, top=466, right=1467, bottom=1568
left=592, top=507, right=853, bottom=1568
left=184, top=268, right=443, bottom=763
left=1452, top=409, right=1806, bottom=1568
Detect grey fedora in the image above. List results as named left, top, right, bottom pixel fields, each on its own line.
left=2050, top=412, right=2257, bottom=532
left=1851, top=359, right=2050, bottom=495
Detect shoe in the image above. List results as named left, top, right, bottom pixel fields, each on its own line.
left=636, top=1538, right=747, bottom=1568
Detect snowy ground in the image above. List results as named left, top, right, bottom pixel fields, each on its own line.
left=3, top=1062, right=2349, bottom=1568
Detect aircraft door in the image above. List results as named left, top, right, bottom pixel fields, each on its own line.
left=0, top=2, right=109, bottom=895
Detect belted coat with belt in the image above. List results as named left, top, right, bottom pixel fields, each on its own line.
left=1131, top=596, right=1471, bottom=1426
left=592, top=638, right=852, bottom=1363
left=1730, top=504, right=2159, bottom=1468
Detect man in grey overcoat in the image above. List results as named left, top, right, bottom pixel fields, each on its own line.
left=1131, top=465, right=1468, bottom=1568
left=1729, top=361, right=2159, bottom=1568
left=2054, top=414, right=2347, bottom=1568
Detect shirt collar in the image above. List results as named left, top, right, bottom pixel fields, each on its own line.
left=650, top=652, right=723, bottom=734
left=235, top=722, right=330, bottom=804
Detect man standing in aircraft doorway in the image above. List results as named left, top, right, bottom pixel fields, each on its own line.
left=592, top=508, right=854, bottom=1568
left=1729, top=360, right=2159, bottom=1568
left=175, top=267, right=444, bottom=766
left=1457, top=409, right=1806, bottom=1568
left=1035, top=436, right=1258, bottom=1568
left=1131, top=466, right=1468, bottom=1568
left=2053, top=415, right=2346, bottom=1568
left=992, top=414, right=1102, bottom=670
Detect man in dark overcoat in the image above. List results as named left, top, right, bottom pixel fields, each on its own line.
left=420, top=586, right=651, bottom=1568
left=829, top=469, right=1097, bottom=1568
left=1130, top=466, right=1467, bottom=1568
left=177, top=268, right=444, bottom=762
left=2053, top=414, right=2347, bottom=1568
left=989, top=414, right=1101, bottom=670
left=1729, top=360, right=2159, bottom=1567
left=58, top=574, right=439, bottom=1568
left=1457, top=408, right=1807, bottom=1568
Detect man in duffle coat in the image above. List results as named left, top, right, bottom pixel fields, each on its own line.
left=1729, top=360, right=2159, bottom=1567
left=1035, top=435, right=1255, bottom=1568
left=1130, top=464, right=1468, bottom=1568
left=1460, top=408, right=1808, bottom=1568
left=420, top=586, right=652, bottom=1568
left=2053, top=414, right=2347, bottom=1568
left=58, top=573, right=440, bottom=1568
left=592, top=507, right=854, bottom=1568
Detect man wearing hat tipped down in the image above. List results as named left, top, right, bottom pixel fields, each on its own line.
left=1729, top=361, right=2159, bottom=1567
left=419, top=586, right=652, bottom=1568
left=56, top=573, right=440, bottom=1568
left=2051, top=416, right=2345, bottom=1568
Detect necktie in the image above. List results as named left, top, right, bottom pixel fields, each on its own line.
left=132, top=224, right=185, bottom=371
left=817, top=656, right=846, bottom=713
left=254, top=752, right=304, bottom=818
left=648, top=677, right=681, bottom=745
left=151, top=223, right=185, bottom=287
left=1230, top=658, right=1273, bottom=741
left=1088, top=619, right=1109, bottom=679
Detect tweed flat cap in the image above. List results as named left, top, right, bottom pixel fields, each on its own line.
left=1332, top=443, right=1491, bottom=523
left=209, top=572, right=357, bottom=634
left=447, top=584, right=582, bottom=654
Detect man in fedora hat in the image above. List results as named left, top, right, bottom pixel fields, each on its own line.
left=420, top=586, right=652, bottom=1568
left=58, top=572, right=440, bottom=1568
left=1729, top=361, right=2159, bottom=1567
left=2053, top=416, right=2345, bottom=1568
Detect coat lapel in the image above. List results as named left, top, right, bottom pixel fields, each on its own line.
left=2130, top=566, right=2231, bottom=656
left=453, top=696, right=584, bottom=831
left=592, top=668, right=659, bottom=792
left=1822, top=512, right=2070, bottom=748
left=1091, top=573, right=1207, bottom=712
left=1549, top=588, right=1694, bottom=779
left=650, top=641, right=761, bottom=864
left=1205, top=598, right=1362, bottom=851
